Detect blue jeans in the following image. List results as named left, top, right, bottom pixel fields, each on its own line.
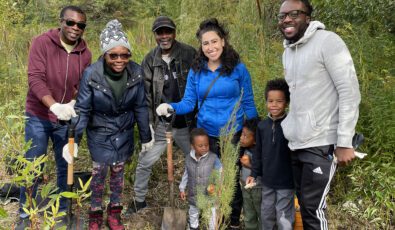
left=19, top=114, right=68, bottom=218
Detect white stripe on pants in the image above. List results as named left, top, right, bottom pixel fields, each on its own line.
left=316, top=160, right=337, bottom=230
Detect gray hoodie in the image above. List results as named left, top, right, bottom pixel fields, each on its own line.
left=281, top=21, right=361, bottom=150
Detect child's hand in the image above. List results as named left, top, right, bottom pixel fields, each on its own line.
left=180, top=191, right=186, bottom=200
left=207, top=184, right=215, bottom=195
left=245, top=176, right=255, bottom=186
left=240, top=154, right=251, bottom=168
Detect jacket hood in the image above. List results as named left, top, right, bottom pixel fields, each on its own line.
left=44, top=28, right=89, bottom=52
left=283, top=21, right=325, bottom=48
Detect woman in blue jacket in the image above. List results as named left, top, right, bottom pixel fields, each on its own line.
left=156, top=18, right=258, bottom=228
left=62, top=20, right=152, bottom=230
left=157, top=18, right=257, bottom=152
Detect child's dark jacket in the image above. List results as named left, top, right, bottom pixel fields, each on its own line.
left=251, top=115, right=294, bottom=189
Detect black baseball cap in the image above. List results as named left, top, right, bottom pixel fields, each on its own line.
left=152, top=16, right=176, bottom=32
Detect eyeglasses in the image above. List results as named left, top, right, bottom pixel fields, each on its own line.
left=107, top=53, right=131, bottom=60
left=63, top=19, right=87, bottom=30
left=277, top=10, right=308, bottom=21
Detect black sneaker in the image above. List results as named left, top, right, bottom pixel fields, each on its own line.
left=15, top=217, right=31, bottom=230
left=125, top=200, right=147, bottom=215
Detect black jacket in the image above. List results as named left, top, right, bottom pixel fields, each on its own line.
left=75, top=58, right=151, bottom=164
left=142, top=40, right=196, bottom=126
left=251, top=115, right=294, bottom=189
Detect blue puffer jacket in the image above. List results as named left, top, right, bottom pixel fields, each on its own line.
left=75, top=58, right=151, bottom=164
left=171, top=62, right=258, bottom=137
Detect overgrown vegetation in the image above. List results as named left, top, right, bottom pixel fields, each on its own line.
left=0, top=0, right=394, bottom=229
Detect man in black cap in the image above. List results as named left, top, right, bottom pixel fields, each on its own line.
left=129, top=16, right=196, bottom=213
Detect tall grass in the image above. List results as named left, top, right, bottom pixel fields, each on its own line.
left=327, top=23, right=395, bottom=228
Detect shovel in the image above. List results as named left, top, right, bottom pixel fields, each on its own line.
left=66, top=116, right=84, bottom=230
left=161, top=109, right=187, bottom=230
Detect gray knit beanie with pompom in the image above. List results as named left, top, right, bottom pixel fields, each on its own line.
left=100, top=19, right=131, bottom=54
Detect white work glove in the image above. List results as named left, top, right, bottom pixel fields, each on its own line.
left=156, top=103, right=173, bottom=117
left=62, top=143, right=78, bottom=164
left=50, top=101, right=77, bottom=121
left=140, top=124, right=155, bottom=154
left=67, top=99, right=76, bottom=108
left=141, top=140, right=154, bottom=152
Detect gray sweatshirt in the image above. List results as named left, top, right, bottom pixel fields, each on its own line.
left=281, top=21, right=361, bottom=150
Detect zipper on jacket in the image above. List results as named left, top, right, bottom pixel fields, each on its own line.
left=272, top=121, right=275, bottom=143
left=174, top=59, right=190, bottom=126
left=292, top=45, right=298, bottom=89
left=61, top=53, right=70, bottom=103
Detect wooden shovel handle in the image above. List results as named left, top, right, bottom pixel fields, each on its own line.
left=166, top=132, right=174, bottom=182
left=67, top=137, right=74, bottom=186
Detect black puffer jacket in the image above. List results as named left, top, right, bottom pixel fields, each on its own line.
left=75, top=58, right=151, bottom=164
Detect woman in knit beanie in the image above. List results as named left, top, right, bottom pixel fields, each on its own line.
left=64, top=19, right=153, bottom=230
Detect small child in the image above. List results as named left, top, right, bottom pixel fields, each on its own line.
left=240, top=118, right=262, bottom=230
left=179, top=128, right=222, bottom=230
left=247, top=78, right=295, bottom=229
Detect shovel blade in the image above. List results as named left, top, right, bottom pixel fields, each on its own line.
left=161, top=207, right=187, bottom=230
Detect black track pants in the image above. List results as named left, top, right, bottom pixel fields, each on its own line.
left=292, top=145, right=336, bottom=230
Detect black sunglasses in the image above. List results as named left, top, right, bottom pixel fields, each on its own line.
left=277, top=10, right=308, bottom=21
left=107, top=53, right=131, bottom=60
left=63, top=19, right=87, bottom=30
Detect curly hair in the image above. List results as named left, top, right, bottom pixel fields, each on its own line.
left=264, top=78, right=290, bottom=103
left=191, top=18, right=240, bottom=75
left=189, top=128, right=209, bottom=145
left=243, top=117, right=261, bottom=135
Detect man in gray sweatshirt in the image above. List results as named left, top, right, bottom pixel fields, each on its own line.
left=278, top=0, right=361, bottom=229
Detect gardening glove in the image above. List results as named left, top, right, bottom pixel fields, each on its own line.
left=156, top=103, right=173, bottom=117
left=62, top=143, right=78, bottom=164
left=67, top=99, right=76, bottom=108
left=66, top=99, right=77, bottom=118
left=141, top=139, right=154, bottom=152
left=141, top=124, right=155, bottom=152
left=50, top=102, right=77, bottom=121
